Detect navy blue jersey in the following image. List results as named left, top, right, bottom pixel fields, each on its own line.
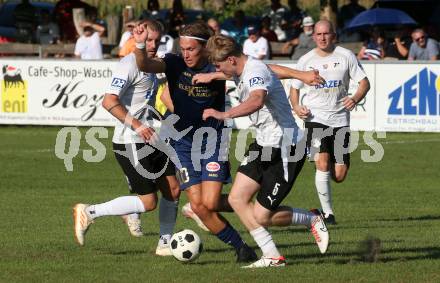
left=163, top=54, right=225, bottom=138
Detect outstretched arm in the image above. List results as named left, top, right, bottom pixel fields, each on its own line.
left=203, top=89, right=266, bottom=120
left=133, top=24, right=166, bottom=73
left=267, top=64, right=325, bottom=85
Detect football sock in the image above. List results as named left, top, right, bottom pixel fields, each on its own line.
left=215, top=224, right=245, bottom=251
left=291, top=208, right=315, bottom=225
left=159, top=197, right=178, bottom=237
left=315, top=170, right=334, bottom=215
left=250, top=226, right=281, bottom=258
left=86, top=196, right=146, bottom=220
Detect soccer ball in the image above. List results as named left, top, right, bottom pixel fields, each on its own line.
left=170, top=229, right=203, bottom=262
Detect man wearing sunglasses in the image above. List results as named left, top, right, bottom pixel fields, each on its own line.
left=408, top=29, right=439, bottom=61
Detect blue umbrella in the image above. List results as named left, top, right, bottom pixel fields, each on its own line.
left=346, top=8, right=417, bottom=30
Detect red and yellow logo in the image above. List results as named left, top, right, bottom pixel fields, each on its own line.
left=1, top=65, right=28, bottom=113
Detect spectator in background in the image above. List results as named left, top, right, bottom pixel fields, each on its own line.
left=243, top=26, right=270, bottom=60
left=167, top=0, right=185, bottom=38
left=140, top=0, right=161, bottom=21
left=36, top=10, right=60, bottom=44
left=54, top=0, right=92, bottom=43
left=118, top=21, right=137, bottom=57
left=283, top=16, right=316, bottom=60
left=384, top=27, right=411, bottom=60
left=74, top=21, right=105, bottom=60
left=87, top=6, right=107, bottom=36
left=408, top=29, right=439, bottom=61
left=119, top=20, right=136, bottom=49
left=338, top=0, right=366, bottom=29
left=285, top=0, right=306, bottom=40
left=223, top=10, right=249, bottom=45
left=13, top=0, right=36, bottom=43
left=263, top=0, right=289, bottom=41
left=119, top=36, right=135, bottom=57
left=157, top=34, right=174, bottom=58
left=207, top=18, right=229, bottom=36
left=358, top=30, right=385, bottom=60
left=260, top=16, right=278, bottom=42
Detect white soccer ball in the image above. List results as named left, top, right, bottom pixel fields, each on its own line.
left=170, top=229, right=203, bottom=262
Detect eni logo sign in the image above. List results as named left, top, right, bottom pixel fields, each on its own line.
left=1, top=65, right=28, bottom=113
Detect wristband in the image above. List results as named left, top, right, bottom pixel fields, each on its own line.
left=135, top=42, right=146, bottom=49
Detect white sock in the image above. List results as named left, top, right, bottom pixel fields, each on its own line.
left=291, top=208, right=315, bottom=226
left=315, top=170, right=334, bottom=215
left=86, top=196, right=146, bottom=220
left=159, top=198, right=178, bottom=237
left=250, top=227, right=281, bottom=258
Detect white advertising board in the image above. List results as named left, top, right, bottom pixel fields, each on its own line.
left=2, top=58, right=440, bottom=132
left=0, top=59, right=117, bottom=126
left=375, top=64, right=440, bottom=132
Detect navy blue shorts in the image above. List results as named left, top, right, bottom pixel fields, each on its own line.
left=173, top=136, right=231, bottom=190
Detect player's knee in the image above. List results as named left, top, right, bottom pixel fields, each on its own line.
left=163, top=185, right=180, bottom=201
left=333, top=172, right=347, bottom=183
left=253, top=212, right=271, bottom=227
left=316, top=159, right=329, bottom=171
left=203, top=198, right=219, bottom=211
left=228, top=193, right=241, bottom=210
left=190, top=202, right=209, bottom=219
left=141, top=198, right=157, bottom=211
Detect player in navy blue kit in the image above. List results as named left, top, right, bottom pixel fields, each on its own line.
left=133, top=22, right=257, bottom=262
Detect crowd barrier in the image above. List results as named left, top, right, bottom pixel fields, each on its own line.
left=1, top=58, right=439, bottom=132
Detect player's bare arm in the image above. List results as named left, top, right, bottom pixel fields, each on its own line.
left=192, top=72, right=232, bottom=84
left=102, top=93, right=155, bottom=141
left=289, top=87, right=310, bottom=120
left=133, top=24, right=166, bottom=73
left=342, top=77, right=370, bottom=111
left=203, top=89, right=266, bottom=120
left=267, top=64, right=325, bottom=86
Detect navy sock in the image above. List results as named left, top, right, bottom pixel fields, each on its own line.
left=216, top=224, right=245, bottom=251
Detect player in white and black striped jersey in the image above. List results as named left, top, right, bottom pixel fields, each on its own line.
left=73, top=20, right=180, bottom=256
left=290, top=20, right=370, bottom=225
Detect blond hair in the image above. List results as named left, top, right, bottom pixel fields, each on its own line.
left=179, top=22, right=213, bottom=43
left=206, top=35, right=242, bottom=62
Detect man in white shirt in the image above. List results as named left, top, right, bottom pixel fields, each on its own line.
left=73, top=20, right=180, bottom=256
left=243, top=26, right=270, bottom=60
left=290, top=20, right=370, bottom=225
left=201, top=34, right=329, bottom=268
left=74, top=21, right=105, bottom=60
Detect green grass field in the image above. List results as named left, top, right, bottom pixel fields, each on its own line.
left=1, top=126, right=439, bottom=282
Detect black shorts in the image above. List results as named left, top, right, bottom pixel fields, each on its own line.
left=305, top=122, right=351, bottom=166
left=237, top=141, right=306, bottom=211
left=113, top=143, right=175, bottom=195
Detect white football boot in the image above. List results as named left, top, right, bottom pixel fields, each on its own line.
left=155, top=235, right=172, bottom=256
left=181, top=202, right=209, bottom=232
left=73, top=203, right=94, bottom=246
left=122, top=215, right=143, bottom=237
left=309, top=210, right=329, bottom=254
left=241, top=256, right=286, bottom=268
